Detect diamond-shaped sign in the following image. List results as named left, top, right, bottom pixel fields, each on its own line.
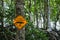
left=13, top=15, right=27, bottom=30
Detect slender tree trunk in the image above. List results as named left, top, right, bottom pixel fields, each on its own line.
left=47, top=0, right=51, bottom=28
left=15, top=0, right=25, bottom=40
left=0, top=0, right=4, bottom=33
left=44, top=0, right=50, bottom=30
left=34, top=0, right=39, bottom=28
left=43, top=0, right=48, bottom=29
left=0, top=0, right=2, bottom=27
left=1, top=0, right=4, bottom=27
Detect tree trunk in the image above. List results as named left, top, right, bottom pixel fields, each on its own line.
left=0, top=0, right=4, bottom=32
left=44, top=0, right=51, bottom=30
left=15, top=0, right=25, bottom=40
left=1, top=0, right=4, bottom=27
left=43, top=0, right=48, bottom=29
left=34, top=0, right=39, bottom=28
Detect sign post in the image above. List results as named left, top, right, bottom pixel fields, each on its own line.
left=13, top=15, right=27, bottom=30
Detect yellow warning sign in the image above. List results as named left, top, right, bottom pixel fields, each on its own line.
left=13, top=15, right=27, bottom=30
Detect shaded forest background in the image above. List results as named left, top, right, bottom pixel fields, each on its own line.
left=0, top=0, right=60, bottom=40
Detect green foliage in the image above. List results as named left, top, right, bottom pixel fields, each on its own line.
left=50, top=0, right=59, bottom=21
left=0, top=27, right=16, bottom=40
left=0, top=0, right=16, bottom=40
left=25, top=20, right=49, bottom=40
left=0, top=0, right=60, bottom=40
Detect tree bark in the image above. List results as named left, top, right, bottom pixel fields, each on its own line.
left=1, top=0, right=4, bottom=27
left=15, top=0, right=25, bottom=40
left=43, top=0, right=48, bottom=29
left=44, top=0, right=51, bottom=30
left=34, top=0, right=39, bottom=28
